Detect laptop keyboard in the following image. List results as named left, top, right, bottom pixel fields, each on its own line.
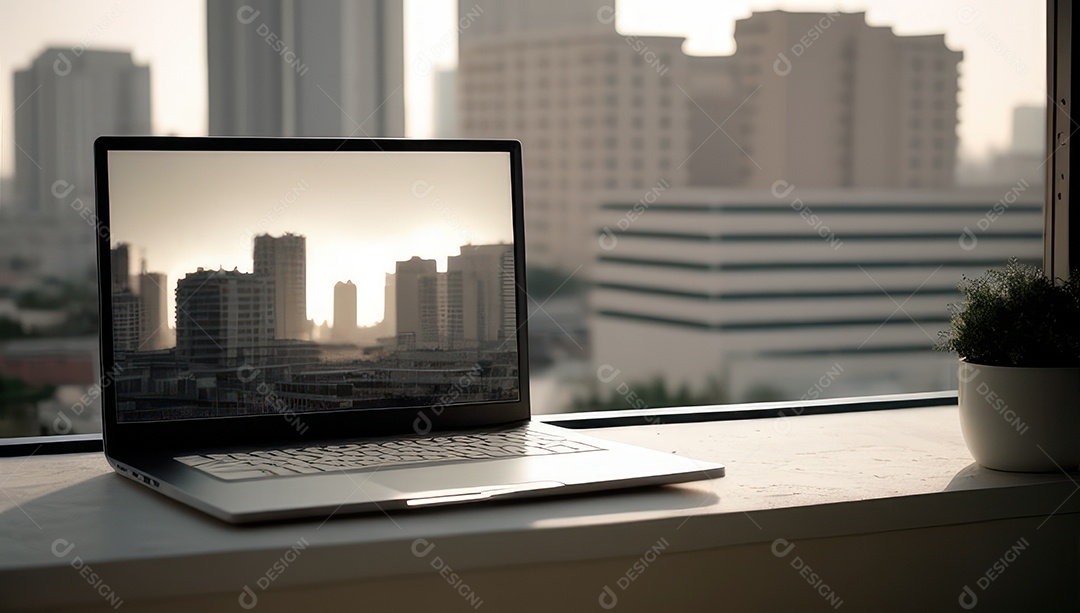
left=175, top=426, right=603, bottom=480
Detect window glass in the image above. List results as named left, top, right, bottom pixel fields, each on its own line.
left=0, top=0, right=1047, bottom=436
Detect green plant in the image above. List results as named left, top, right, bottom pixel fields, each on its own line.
left=936, top=258, right=1080, bottom=367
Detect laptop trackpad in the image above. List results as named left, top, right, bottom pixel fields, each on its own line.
left=378, top=467, right=566, bottom=507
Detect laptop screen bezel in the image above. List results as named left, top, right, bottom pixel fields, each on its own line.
left=94, top=136, right=531, bottom=456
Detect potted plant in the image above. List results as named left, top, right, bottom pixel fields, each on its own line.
left=937, top=258, right=1080, bottom=472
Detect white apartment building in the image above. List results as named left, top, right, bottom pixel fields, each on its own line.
left=590, top=186, right=1043, bottom=401
left=459, top=28, right=690, bottom=271
left=459, top=10, right=963, bottom=275
left=728, top=11, right=962, bottom=190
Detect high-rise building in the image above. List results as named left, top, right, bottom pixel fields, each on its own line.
left=446, top=244, right=515, bottom=347
left=207, top=0, right=405, bottom=137
left=458, top=27, right=689, bottom=271
left=987, top=105, right=1047, bottom=186
left=460, top=9, right=962, bottom=272
left=175, top=268, right=274, bottom=365
left=394, top=256, right=442, bottom=349
left=138, top=269, right=169, bottom=350
left=382, top=272, right=396, bottom=337
left=1011, top=106, right=1045, bottom=156
left=683, top=55, right=751, bottom=188
left=253, top=233, right=307, bottom=340
left=434, top=68, right=457, bottom=138
left=722, top=11, right=962, bottom=189
left=110, top=245, right=170, bottom=352
left=333, top=280, right=357, bottom=342
left=111, top=243, right=132, bottom=293
left=500, top=249, right=517, bottom=346
left=14, top=48, right=150, bottom=214
left=459, top=0, right=610, bottom=41
left=112, top=291, right=143, bottom=353
left=0, top=174, right=14, bottom=210
left=111, top=244, right=141, bottom=352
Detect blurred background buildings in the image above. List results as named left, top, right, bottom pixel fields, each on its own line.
left=0, top=0, right=1048, bottom=434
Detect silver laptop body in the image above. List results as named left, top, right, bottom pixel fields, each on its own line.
left=94, top=136, right=724, bottom=523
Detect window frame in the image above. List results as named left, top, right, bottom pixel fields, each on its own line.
left=0, top=1, right=1072, bottom=456
left=1048, top=0, right=1079, bottom=278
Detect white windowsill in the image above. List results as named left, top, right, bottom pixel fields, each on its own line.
left=0, top=405, right=1076, bottom=610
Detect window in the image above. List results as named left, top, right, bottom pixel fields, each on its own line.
left=0, top=1, right=1053, bottom=442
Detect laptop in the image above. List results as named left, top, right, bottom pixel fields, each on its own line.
left=93, top=136, right=724, bottom=523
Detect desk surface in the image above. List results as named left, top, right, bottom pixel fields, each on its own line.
left=1, top=405, right=1077, bottom=610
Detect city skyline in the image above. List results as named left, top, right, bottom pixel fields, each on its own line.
left=111, top=236, right=519, bottom=422
left=126, top=238, right=512, bottom=341
left=106, top=149, right=514, bottom=327
left=0, top=1, right=1055, bottom=431
left=0, top=0, right=1047, bottom=183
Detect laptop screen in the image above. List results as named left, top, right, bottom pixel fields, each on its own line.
left=105, top=148, right=520, bottom=423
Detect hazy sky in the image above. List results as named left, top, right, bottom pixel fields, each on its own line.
left=0, top=1, right=1046, bottom=176
left=108, top=149, right=513, bottom=326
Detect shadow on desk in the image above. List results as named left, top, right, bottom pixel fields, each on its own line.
left=945, top=462, right=1078, bottom=492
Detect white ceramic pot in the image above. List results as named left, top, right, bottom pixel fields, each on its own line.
left=957, top=360, right=1080, bottom=472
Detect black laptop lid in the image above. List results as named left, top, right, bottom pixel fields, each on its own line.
left=94, top=137, right=529, bottom=455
